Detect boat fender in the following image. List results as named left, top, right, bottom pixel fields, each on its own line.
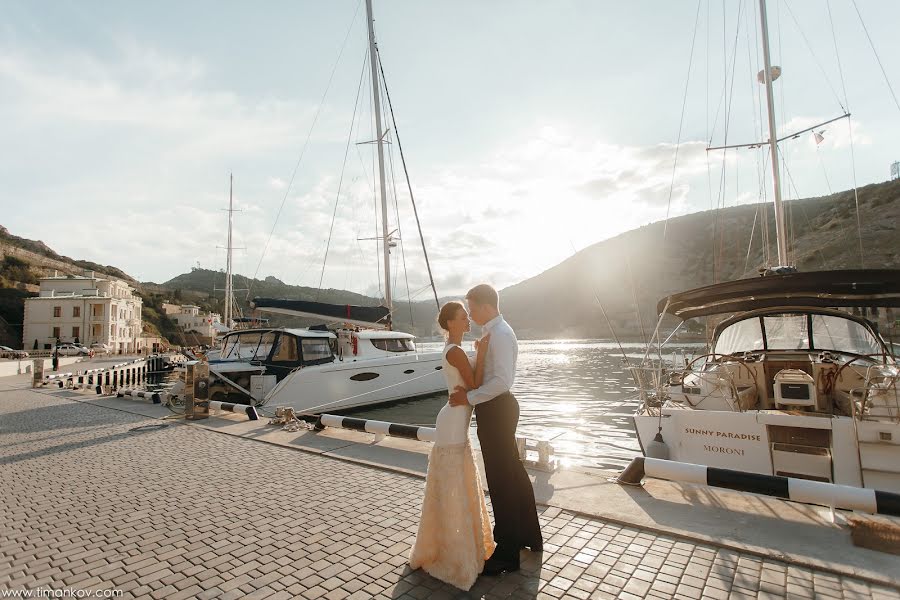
left=645, top=431, right=670, bottom=460
left=352, top=334, right=358, bottom=356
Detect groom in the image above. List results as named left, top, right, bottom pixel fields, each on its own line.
left=449, top=284, right=542, bottom=575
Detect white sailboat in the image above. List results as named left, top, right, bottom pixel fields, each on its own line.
left=631, top=0, right=900, bottom=492
left=240, top=0, right=447, bottom=414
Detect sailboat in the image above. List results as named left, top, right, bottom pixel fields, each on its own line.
left=231, top=0, right=448, bottom=413
left=631, top=0, right=900, bottom=491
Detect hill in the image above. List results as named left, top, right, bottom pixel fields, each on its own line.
left=0, top=226, right=180, bottom=347
left=156, top=269, right=443, bottom=337
left=156, top=179, right=900, bottom=340
left=499, top=178, right=900, bottom=339
left=2, top=178, right=897, bottom=346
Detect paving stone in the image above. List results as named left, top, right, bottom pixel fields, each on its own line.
left=0, top=388, right=897, bottom=600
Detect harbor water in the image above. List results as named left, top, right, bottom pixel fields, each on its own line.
left=345, top=339, right=705, bottom=472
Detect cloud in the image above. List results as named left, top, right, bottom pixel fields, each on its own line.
left=0, top=36, right=773, bottom=297
left=0, top=44, right=346, bottom=166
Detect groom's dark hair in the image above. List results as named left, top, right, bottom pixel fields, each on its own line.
left=466, top=284, right=499, bottom=310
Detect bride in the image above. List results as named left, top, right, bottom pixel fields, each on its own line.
left=409, top=301, right=496, bottom=590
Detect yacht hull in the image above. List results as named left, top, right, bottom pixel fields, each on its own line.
left=264, top=351, right=446, bottom=413
left=634, top=409, right=900, bottom=492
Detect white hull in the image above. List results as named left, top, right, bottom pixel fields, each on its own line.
left=264, top=350, right=446, bottom=413
left=634, top=408, right=900, bottom=492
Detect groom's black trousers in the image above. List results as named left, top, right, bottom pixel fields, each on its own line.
left=475, top=392, right=542, bottom=561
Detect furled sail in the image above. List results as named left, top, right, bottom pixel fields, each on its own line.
left=250, top=298, right=390, bottom=328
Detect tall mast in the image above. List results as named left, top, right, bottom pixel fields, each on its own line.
left=225, top=173, right=234, bottom=329
left=365, top=0, right=393, bottom=327
left=758, top=0, right=789, bottom=266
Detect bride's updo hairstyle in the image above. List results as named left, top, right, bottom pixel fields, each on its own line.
left=437, top=301, right=465, bottom=333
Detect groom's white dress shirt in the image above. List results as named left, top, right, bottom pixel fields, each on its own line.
left=467, top=314, right=518, bottom=406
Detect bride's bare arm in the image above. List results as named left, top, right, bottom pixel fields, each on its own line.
left=445, top=346, right=476, bottom=390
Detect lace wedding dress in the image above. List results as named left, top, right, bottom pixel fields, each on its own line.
left=408, top=343, right=495, bottom=590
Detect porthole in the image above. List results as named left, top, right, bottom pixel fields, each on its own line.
left=403, top=369, right=414, bottom=374
left=435, top=366, right=442, bottom=371
left=350, top=372, right=380, bottom=381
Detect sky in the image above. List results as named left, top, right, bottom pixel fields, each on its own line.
left=2, top=0, right=899, bottom=303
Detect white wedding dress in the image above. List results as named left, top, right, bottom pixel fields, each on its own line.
left=408, top=343, right=495, bottom=590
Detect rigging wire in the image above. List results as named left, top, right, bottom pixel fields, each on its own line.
left=851, top=0, right=900, bottom=115
left=826, top=0, right=864, bottom=267
left=246, top=0, right=363, bottom=301
left=816, top=143, right=834, bottom=196
left=662, top=0, right=703, bottom=242
left=780, top=0, right=846, bottom=112
left=385, top=125, right=416, bottom=327
left=778, top=152, right=830, bottom=269
left=713, top=0, right=745, bottom=282
left=743, top=205, right=760, bottom=276
left=317, top=55, right=369, bottom=300
left=704, top=1, right=715, bottom=296
left=377, top=52, right=441, bottom=310
left=747, top=1, right=771, bottom=269
left=358, top=45, right=383, bottom=301
left=626, top=259, right=647, bottom=346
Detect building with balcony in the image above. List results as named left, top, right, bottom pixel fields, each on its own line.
left=161, top=303, right=222, bottom=346
left=23, top=271, right=144, bottom=354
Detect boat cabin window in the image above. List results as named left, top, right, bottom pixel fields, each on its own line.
left=221, top=331, right=277, bottom=361
left=714, top=312, right=882, bottom=355
left=763, top=315, right=809, bottom=350
left=301, top=338, right=333, bottom=362
left=251, top=332, right=277, bottom=360
left=714, top=318, right=764, bottom=355
left=811, top=314, right=881, bottom=355
left=271, top=334, right=299, bottom=362
left=220, top=335, right=238, bottom=359
left=371, top=338, right=415, bottom=352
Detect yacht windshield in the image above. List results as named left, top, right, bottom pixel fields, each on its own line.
left=764, top=315, right=809, bottom=350
left=714, top=313, right=882, bottom=355
left=713, top=318, right=764, bottom=355
left=220, top=331, right=275, bottom=361
left=811, top=314, right=881, bottom=355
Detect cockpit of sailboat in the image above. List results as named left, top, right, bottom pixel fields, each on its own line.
left=652, top=269, right=899, bottom=421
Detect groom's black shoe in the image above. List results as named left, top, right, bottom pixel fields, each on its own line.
left=480, top=554, right=520, bottom=576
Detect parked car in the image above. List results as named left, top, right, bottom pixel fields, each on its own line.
left=56, top=344, right=90, bottom=357
left=0, top=345, right=29, bottom=359
left=89, top=342, right=111, bottom=355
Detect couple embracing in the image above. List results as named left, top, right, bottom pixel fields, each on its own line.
left=409, top=284, right=542, bottom=591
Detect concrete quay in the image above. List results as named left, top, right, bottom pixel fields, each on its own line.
left=1, top=377, right=899, bottom=600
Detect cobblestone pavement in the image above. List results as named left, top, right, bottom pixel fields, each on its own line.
left=1, top=388, right=899, bottom=600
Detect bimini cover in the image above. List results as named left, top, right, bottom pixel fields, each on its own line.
left=658, top=269, right=900, bottom=320
left=250, top=298, right=390, bottom=328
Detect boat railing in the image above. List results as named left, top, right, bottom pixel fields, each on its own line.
left=852, top=365, right=900, bottom=423
left=629, top=362, right=672, bottom=411
left=634, top=357, right=756, bottom=413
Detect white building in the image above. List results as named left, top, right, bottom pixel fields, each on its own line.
left=23, top=271, right=144, bottom=354
left=164, top=304, right=221, bottom=342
